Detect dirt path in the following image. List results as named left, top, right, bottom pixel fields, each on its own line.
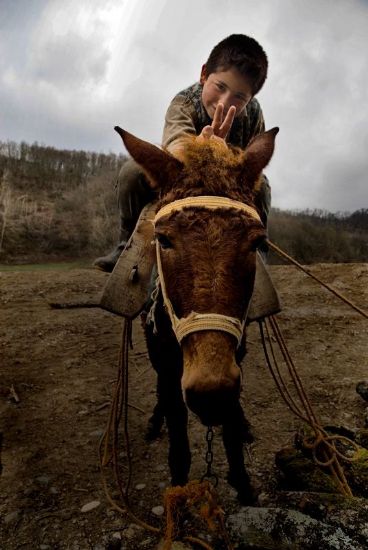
left=0, top=263, right=367, bottom=549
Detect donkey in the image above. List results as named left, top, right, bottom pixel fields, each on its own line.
left=115, top=126, right=278, bottom=504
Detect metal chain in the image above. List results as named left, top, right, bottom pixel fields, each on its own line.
left=201, top=426, right=218, bottom=486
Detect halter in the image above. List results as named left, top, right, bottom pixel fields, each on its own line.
left=154, top=196, right=262, bottom=346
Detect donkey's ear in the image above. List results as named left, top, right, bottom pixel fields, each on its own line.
left=114, top=126, right=183, bottom=189
left=241, top=127, right=279, bottom=186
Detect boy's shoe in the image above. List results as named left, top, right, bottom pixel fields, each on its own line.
left=356, top=381, right=368, bottom=402
left=93, top=242, right=127, bottom=273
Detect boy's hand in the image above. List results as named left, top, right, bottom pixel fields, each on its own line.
left=200, top=103, right=236, bottom=141
left=212, top=103, right=236, bottom=138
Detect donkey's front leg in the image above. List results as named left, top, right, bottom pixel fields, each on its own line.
left=222, top=401, right=257, bottom=505
left=144, top=311, right=191, bottom=486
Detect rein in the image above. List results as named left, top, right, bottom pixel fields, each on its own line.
left=154, top=195, right=261, bottom=345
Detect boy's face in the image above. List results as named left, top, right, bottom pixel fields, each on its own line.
left=200, top=65, right=253, bottom=120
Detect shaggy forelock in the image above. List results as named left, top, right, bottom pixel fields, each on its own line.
left=161, top=137, right=255, bottom=205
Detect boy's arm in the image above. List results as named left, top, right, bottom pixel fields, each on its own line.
left=162, top=96, right=197, bottom=155
left=247, top=98, right=266, bottom=140
left=162, top=97, right=236, bottom=156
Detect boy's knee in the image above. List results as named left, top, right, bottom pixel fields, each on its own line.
left=255, top=174, right=271, bottom=227
left=260, top=175, right=271, bottom=211
left=117, top=158, right=144, bottom=193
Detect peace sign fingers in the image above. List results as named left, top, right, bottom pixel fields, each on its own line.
left=211, top=103, right=236, bottom=139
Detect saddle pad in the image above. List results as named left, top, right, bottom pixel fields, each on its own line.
left=99, top=203, right=156, bottom=319
left=247, top=254, right=281, bottom=322
left=100, top=203, right=281, bottom=321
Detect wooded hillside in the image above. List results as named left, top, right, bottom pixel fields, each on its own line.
left=0, top=140, right=367, bottom=264
left=0, top=140, right=125, bottom=262
left=268, top=208, right=368, bottom=264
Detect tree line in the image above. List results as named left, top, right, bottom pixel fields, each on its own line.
left=0, top=140, right=367, bottom=264
left=0, top=139, right=125, bottom=192
left=268, top=208, right=367, bottom=264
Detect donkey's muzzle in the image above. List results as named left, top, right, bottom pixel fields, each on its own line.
left=181, top=332, right=242, bottom=425
left=183, top=371, right=241, bottom=426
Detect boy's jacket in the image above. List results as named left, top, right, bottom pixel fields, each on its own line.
left=162, top=82, right=265, bottom=154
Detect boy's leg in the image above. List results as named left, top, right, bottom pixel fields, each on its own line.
left=94, top=159, right=156, bottom=272
left=257, top=174, right=271, bottom=227
left=255, top=174, right=271, bottom=260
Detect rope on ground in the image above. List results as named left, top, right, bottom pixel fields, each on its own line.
left=267, top=240, right=368, bottom=320
left=163, top=480, right=234, bottom=550
left=99, top=318, right=233, bottom=549
left=259, top=315, right=359, bottom=497
left=99, top=318, right=160, bottom=534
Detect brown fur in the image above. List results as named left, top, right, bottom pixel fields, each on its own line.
left=115, top=126, right=278, bottom=421
left=159, top=136, right=256, bottom=206
left=154, top=139, right=265, bottom=423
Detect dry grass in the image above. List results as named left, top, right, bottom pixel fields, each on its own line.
left=0, top=170, right=119, bottom=262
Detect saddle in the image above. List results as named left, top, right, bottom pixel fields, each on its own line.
left=100, top=203, right=281, bottom=322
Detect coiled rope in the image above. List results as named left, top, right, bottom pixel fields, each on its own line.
left=259, top=314, right=359, bottom=497
left=257, top=242, right=367, bottom=496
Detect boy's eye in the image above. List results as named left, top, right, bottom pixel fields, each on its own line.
left=216, top=83, right=226, bottom=91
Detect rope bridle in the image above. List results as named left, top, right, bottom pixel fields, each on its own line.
left=154, top=195, right=261, bottom=346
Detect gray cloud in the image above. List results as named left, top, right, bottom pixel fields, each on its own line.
left=30, top=31, right=110, bottom=87
left=0, top=0, right=367, bottom=212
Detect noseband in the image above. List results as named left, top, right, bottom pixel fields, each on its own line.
left=154, top=196, right=262, bottom=346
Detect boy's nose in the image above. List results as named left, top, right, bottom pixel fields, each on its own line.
left=220, top=92, right=235, bottom=113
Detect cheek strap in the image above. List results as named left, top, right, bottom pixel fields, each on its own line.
left=155, top=240, right=247, bottom=346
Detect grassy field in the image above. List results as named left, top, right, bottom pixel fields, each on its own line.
left=0, top=260, right=94, bottom=272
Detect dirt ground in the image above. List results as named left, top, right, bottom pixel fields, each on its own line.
left=0, top=262, right=367, bottom=549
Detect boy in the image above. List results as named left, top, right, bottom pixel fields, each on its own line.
left=94, top=34, right=271, bottom=272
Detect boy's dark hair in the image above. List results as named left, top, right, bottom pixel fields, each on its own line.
left=205, top=34, right=268, bottom=95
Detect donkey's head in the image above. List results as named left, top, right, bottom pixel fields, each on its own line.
left=116, top=127, right=278, bottom=425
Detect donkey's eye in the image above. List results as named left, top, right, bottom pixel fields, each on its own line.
left=156, top=234, right=173, bottom=249
left=251, top=234, right=267, bottom=251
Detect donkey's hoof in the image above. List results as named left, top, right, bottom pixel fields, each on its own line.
left=356, top=381, right=368, bottom=402
left=171, top=476, right=189, bottom=487
left=227, top=473, right=259, bottom=506
left=240, top=417, right=255, bottom=444
left=145, top=419, right=164, bottom=441
left=236, top=484, right=259, bottom=506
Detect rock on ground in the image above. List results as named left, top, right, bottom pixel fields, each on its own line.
left=227, top=507, right=363, bottom=550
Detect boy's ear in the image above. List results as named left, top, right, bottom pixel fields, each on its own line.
left=240, top=127, right=279, bottom=188
left=200, top=64, right=207, bottom=85
left=114, top=126, right=184, bottom=190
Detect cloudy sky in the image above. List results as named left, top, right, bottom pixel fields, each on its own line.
left=1, top=0, right=367, bottom=212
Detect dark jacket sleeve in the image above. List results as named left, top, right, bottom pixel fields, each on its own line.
left=247, top=99, right=271, bottom=229
left=246, top=98, right=265, bottom=141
